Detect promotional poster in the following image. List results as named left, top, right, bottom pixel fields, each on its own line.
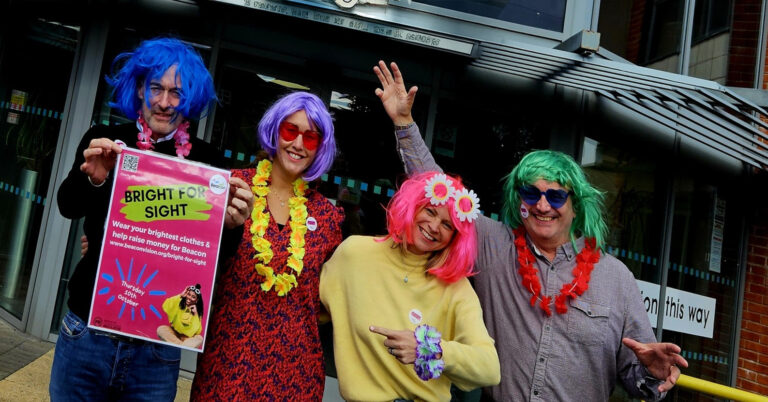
left=88, top=147, right=230, bottom=352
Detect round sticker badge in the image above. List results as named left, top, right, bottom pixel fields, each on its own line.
left=409, top=309, right=423, bottom=325
left=306, top=216, right=318, bottom=231
left=520, top=204, right=529, bottom=219
left=209, top=174, right=227, bottom=195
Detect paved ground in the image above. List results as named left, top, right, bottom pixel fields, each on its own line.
left=0, top=318, right=192, bottom=401
left=0, top=318, right=345, bottom=401
left=0, top=318, right=53, bottom=382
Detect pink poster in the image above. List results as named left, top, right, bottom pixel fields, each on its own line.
left=88, top=147, right=230, bottom=352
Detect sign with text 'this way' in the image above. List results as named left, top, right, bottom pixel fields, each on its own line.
left=636, top=280, right=717, bottom=339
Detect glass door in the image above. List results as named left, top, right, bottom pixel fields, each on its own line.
left=0, top=18, right=78, bottom=319
left=663, top=176, right=742, bottom=401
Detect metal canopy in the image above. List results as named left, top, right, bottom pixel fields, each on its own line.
left=472, top=41, right=768, bottom=170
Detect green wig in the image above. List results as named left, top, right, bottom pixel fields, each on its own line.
left=501, top=150, right=607, bottom=250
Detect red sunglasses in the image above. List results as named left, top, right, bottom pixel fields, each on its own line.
left=278, top=121, right=322, bottom=150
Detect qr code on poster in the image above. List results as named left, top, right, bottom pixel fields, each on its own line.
left=121, top=154, right=139, bottom=172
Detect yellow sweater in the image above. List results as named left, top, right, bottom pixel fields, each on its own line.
left=320, top=236, right=500, bottom=402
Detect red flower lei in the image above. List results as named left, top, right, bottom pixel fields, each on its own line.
left=136, top=111, right=191, bottom=159
left=513, top=226, right=600, bottom=316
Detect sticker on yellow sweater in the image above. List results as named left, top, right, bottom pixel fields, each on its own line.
left=409, top=309, right=423, bottom=324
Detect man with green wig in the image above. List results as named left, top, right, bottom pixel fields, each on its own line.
left=373, top=61, right=688, bottom=401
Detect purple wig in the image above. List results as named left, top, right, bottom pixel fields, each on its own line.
left=257, top=92, right=336, bottom=181
left=106, top=37, right=217, bottom=121
left=383, top=172, right=478, bottom=283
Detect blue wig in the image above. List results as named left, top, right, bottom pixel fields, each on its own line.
left=257, top=92, right=336, bottom=181
left=106, top=37, right=217, bottom=120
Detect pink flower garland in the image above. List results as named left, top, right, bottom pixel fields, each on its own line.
left=136, top=111, right=192, bottom=159
left=513, top=226, right=600, bottom=316
left=173, top=121, right=191, bottom=159
left=136, top=112, right=154, bottom=151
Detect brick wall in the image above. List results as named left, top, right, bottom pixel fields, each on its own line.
left=737, top=14, right=768, bottom=394
left=737, top=205, right=768, bottom=395
left=727, top=0, right=761, bottom=87
left=625, top=0, right=646, bottom=64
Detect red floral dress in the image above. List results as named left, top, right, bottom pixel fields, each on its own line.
left=191, top=168, right=343, bottom=401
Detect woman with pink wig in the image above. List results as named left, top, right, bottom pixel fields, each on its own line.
left=320, top=171, right=500, bottom=401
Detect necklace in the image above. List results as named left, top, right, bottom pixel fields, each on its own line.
left=270, top=190, right=289, bottom=208
left=513, top=226, right=599, bottom=316
left=403, top=265, right=420, bottom=284
left=136, top=111, right=192, bottom=158
left=400, top=249, right=424, bottom=284
left=250, top=159, right=308, bottom=296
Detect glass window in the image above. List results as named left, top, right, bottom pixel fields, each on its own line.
left=663, top=179, right=743, bottom=400
left=581, top=137, right=665, bottom=285
left=0, top=18, right=78, bottom=319
left=597, top=0, right=640, bottom=62
left=689, top=0, right=764, bottom=88
left=645, top=0, right=685, bottom=64
left=599, top=0, right=741, bottom=82
left=414, top=0, right=566, bottom=32
left=580, top=136, right=671, bottom=401
left=430, top=95, right=546, bottom=219
left=323, top=87, right=428, bottom=237
left=208, top=62, right=307, bottom=169
left=598, top=0, right=683, bottom=73
left=688, top=0, right=733, bottom=84
left=663, top=176, right=742, bottom=400
left=692, top=0, right=731, bottom=43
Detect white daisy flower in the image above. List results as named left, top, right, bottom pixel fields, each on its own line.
left=453, top=188, right=480, bottom=222
left=424, top=173, right=455, bottom=205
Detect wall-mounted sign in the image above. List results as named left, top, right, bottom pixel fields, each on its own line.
left=709, top=194, right=725, bottom=273
left=636, top=280, right=717, bottom=339
left=7, top=89, right=27, bottom=124
left=9, top=89, right=26, bottom=111
left=334, top=0, right=386, bottom=9
left=213, top=0, right=475, bottom=55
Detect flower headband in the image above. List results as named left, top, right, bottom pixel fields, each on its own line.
left=424, top=173, right=480, bottom=222
left=187, top=285, right=201, bottom=295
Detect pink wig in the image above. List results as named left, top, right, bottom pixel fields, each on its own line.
left=383, top=171, right=478, bottom=283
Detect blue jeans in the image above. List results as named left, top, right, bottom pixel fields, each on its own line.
left=49, top=311, right=181, bottom=402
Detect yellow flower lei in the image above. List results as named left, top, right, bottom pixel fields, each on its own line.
left=250, top=159, right=308, bottom=296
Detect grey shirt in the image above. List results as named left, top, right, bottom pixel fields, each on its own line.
left=395, top=124, right=665, bottom=401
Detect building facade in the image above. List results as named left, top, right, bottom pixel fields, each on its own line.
left=1, top=0, right=767, bottom=399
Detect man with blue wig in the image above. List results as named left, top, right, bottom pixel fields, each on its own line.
left=51, top=37, right=253, bottom=401
left=373, top=61, right=689, bottom=401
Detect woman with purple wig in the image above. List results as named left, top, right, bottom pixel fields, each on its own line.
left=319, top=172, right=500, bottom=401
left=192, top=92, right=344, bottom=400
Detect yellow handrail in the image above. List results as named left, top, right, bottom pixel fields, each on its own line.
left=677, top=374, right=768, bottom=401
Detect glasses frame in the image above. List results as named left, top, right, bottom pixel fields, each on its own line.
left=278, top=121, right=322, bottom=150
left=517, top=185, right=573, bottom=209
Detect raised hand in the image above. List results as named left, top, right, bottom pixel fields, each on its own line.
left=370, top=325, right=418, bottom=365
left=80, top=138, right=123, bottom=185
left=224, top=176, right=254, bottom=229
left=373, top=60, right=418, bottom=126
left=622, top=338, right=689, bottom=393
